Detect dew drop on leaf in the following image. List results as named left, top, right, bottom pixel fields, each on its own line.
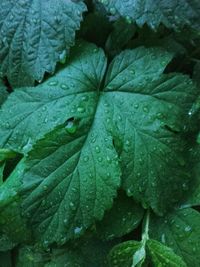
left=65, top=119, right=77, bottom=134
left=48, top=81, right=58, bottom=86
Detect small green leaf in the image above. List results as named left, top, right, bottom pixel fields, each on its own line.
left=149, top=208, right=200, bottom=267
left=147, top=239, right=187, bottom=267
left=96, top=191, right=144, bottom=240
left=0, top=0, right=87, bottom=87
left=108, top=240, right=141, bottom=267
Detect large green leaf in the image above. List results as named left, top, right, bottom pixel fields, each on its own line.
left=149, top=208, right=200, bottom=267
left=96, top=191, right=144, bottom=240
left=98, top=0, right=200, bottom=31
left=0, top=0, right=86, bottom=87
left=147, top=239, right=187, bottom=267
left=1, top=42, right=197, bottom=244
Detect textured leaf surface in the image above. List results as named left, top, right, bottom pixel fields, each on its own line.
left=0, top=79, right=7, bottom=106
left=147, top=239, right=187, bottom=267
left=0, top=0, right=86, bottom=87
left=182, top=145, right=200, bottom=207
left=0, top=42, right=106, bottom=153
left=108, top=240, right=141, bottom=267
left=99, top=0, right=200, bottom=31
left=0, top=42, right=196, bottom=244
left=96, top=191, right=144, bottom=240
left=149, top=208, right=200, bottom=267
left=104, top=48, right=197, bottom=214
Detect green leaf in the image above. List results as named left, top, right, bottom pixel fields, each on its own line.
left=16, top=237, right=112, bottom=267
left=182, top=145, right=200, bottom=208
left=0, top=43, right=197, bottom=246
left=0, top=160, right=30, bottom=251
left=0, top=42, right=107, bottom=153
left=96, top=191, right=144, bottom=240
left=0, top=0, right=86, bottom=87
left=0, top=79, right=7, bottom=106
left=147, top=239, right=187, bottom=267
left=105, top=18, right=136, bottom=57
left=149, top=208, right=200, bottom=267
left=16, top=246, right=49, bottom=267
left=104, top=48, right=197, bottom=214
left=108, top=240, right=141, bottom=267
left=98, top=0, right=200, bottom=31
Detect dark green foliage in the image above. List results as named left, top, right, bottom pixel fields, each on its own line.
left=0, top=0, right=200, bottom=266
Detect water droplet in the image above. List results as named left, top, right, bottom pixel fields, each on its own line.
left=184, top=226, right=192, bottom=232
left=130, top=69, right=135, bottom=74
left=81, top=95, right=88, bottom=101
left=69, top=202, right=76, bottom=210
left=60, top=83, right=68, bottom=90
left=65, top=120, right=77, bottom=134
left=110, top=7, right=116, bottom=15
left=95, top=146, right=100, bottom=153
left=48, top=81, right=58, bottom=86
left=98, top=157, right=103, bottom=162
left=83, top=156, right=89, bottom=162
left=59, top=50, right=67, bottom=64
left=74, top=226, right=83, bottom=235
left=143, top=106, right=149, bottom=113
left=77, top=106, right=85, bottom=113
left=134, top=104, right=139, bottom=109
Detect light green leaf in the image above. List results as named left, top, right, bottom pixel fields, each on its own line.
left=98, top=0, right=200, bottom=31
left=0, top=0, right=86, bottom=87
left=149, top=208, right=200, bottom=267
left=147, top=239, right=187, bottom=267
left=0, top=79, right=7, bottom=106
left=108, top=240, right=141, bottom=267
left=96, top=191, right=144, bottom=240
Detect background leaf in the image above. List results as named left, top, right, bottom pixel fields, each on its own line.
left=98, top=0, right=200, bottom=32
left=147, top=239, right=187, bottom=267
left=0, top=0, right=86, bottom=87
left=96, top=191, right=144, bottom=240
left=149, top=208, right=200, bottom=267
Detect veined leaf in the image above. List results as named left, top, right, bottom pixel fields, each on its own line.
left=147, top=239, right=187, bottom=267
left=98, top=0, right=200, bottom=31
left=149, top=208, right=200, bottom=267
left=0, top=0, right=86, bottom=87
left=0, top=42, right=197, bottom=244
left=108, top=240, right=141, bottom=267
